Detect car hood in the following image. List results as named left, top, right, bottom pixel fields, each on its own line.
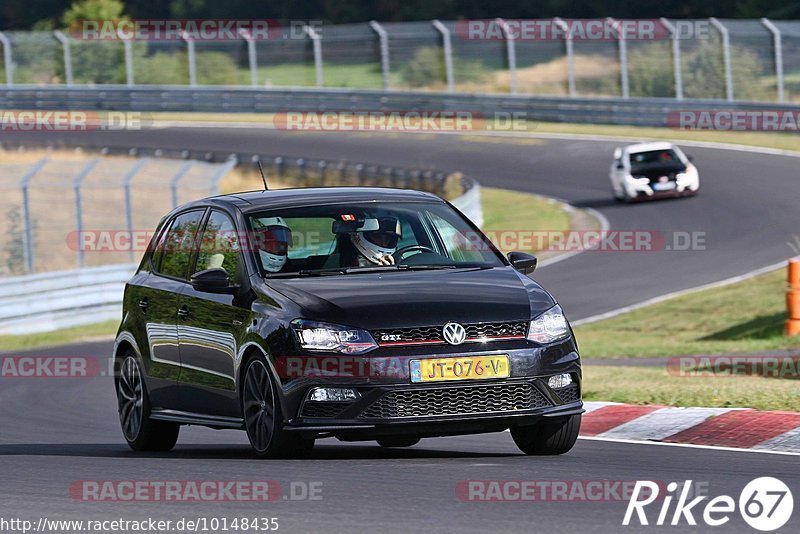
left=264, top=267, right=555, bottom=329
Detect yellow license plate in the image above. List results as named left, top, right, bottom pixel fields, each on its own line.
left=410, top=355, right=509, bottom=383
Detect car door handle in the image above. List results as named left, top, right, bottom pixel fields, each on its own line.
left=138, top=299, right=148, bottom=312
left=178, top=306, right=189, bottom=320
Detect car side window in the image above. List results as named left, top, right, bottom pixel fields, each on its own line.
left=195, top=210, right=241, bottom=283
left=155, top=210, right=205, bottom=280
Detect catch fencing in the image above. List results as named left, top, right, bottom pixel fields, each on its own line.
left=1, top=19, right=799, bottom=102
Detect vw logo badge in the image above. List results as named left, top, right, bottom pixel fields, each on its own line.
left=442, top=322, right=467, bottom=345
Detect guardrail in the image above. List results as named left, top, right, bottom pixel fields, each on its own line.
left=0, top=263, right=136, bottom=335
left=3, top=86, right=800, bottom=127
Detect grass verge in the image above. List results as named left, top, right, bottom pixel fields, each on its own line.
left=583, top=365, right=800, bottom=411
left=575, top=269, right=800, bottom=359
left=0, top=320, right=118, bottom=353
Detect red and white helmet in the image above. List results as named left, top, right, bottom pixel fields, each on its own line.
left=252, top=217, right=291, bottom=273
left=350, top=217, right=401, bottom=265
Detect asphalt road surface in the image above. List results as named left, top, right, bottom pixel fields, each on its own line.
left=2, top=128, right=799, bottom=533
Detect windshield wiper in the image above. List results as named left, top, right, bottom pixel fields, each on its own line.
left=266, top=263, right=489, bottom=279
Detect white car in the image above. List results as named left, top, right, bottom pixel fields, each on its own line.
left=610, top=142, right=699, bottom=202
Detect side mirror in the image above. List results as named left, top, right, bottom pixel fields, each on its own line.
left=190, top=268, right=239, bottom=294
left=507, top=251, right=537, bottom=275
left=615, top=162, right=625, bottom=170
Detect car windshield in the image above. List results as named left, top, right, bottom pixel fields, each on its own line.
left=247, top=201, right=504, bottom=277
left=629, top=149, right=681, bottom=170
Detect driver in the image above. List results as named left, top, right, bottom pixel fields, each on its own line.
left=252, top=217, right=292, bottom=273
left=349, top=217, right=401, bottom=266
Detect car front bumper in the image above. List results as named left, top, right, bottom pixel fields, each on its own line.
left=276, top=343, right=582, bottom=440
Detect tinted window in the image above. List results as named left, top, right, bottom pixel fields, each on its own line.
left=195, top=211, right=241, bottom=283
left=156, top=210, right=205, bottom=280
left=247, top=202, right=503, bottom=276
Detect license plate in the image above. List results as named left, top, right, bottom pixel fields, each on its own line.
left=410, top=355, right=510, bottom=383
left=652, top=181, right=676, bottom=191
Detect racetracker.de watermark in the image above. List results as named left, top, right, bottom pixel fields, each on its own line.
left=73, top=19, right=321, bottom=41
left=0, top=111, right=149, bottom=132
left=0, top=356, right=103, bottom=378
left=455, top=19, right=711, bottom=41
left=65, top=230, right=708, bottom=254
left=667, top=355, right=800, bottom=378
left=271, top=111, right=540, bottom=132
left=668, top=110, right=800, bottom=132
left=69, top=480, right=323, bottom=502
left=456, top=480, right=708, bottom=502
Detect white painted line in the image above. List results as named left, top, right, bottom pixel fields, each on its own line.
left=753, top=426, right=800, bottom=453
left=599, top=407, right=736, bottom=441
left=572, top=259, right=788, bottom=326
left=538, top=206, right=610, bottom=269
left=579, top=435, right=800, bottom=456
left=581, top=401, right=619, bottom=414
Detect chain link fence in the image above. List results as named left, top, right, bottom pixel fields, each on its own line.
left=0, top=19, right=797, bottom=101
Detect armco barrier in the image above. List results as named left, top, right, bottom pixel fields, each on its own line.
left=3, top=86, right=800, bottom=127
left=0, top=263, right=136, bottom=335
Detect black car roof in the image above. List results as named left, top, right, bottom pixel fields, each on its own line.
left=181, top=187, right=445, bottom=213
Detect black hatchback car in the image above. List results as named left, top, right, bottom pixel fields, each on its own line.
left=113, top=187, right=583, bottom=458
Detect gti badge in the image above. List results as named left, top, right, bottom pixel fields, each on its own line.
left=442, top=322, right=467, bottom=345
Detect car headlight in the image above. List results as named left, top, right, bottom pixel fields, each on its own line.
left=292, top=319, right=378, bottom=355
left=527, top=305, right=570, bottom=343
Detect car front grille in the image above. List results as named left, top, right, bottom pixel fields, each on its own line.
left=300, top=401, right=351, bottom=418
left=358, top=382, right=550, bottom=419
left=373, top=321, right=528, bottom=346
left=554, top=384, right=580, bottom=404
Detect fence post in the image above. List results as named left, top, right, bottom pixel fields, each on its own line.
left=182, top=31, right=197, bottom=87
left=239, top=28, right=258, bottom=87
left=72, top=160, right=100, bottom=268
left=660, top=18, right=684, bottom=101
left=606, top=18, right=629, bottom=99
left=53, top=30, right=74, bottom=86
left=122, top=158, right=150, bottom=262
left=432, top=20, right=455, bottom=93
left=305, top=25, right=324, bottom=87
left=118, top=28, right=134, bottom=87
left=0, top=32, right=13, bottom=85
left=554, top=18, right=575, bottom=97
left=709, top=18, right=733, bottom=102
left=209, top=157, right=238, bottom=195
left=170, top=162, right=194, bottom=208
left=19, top=159, right=48, bottom=274
left=369, top=21, right=391, bottom=90
left=762, top=18, right=784, bottom=103
left=495, top=18, right=517, bottom=94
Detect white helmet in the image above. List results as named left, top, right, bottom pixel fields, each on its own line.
left=253, top=216, right=291, bottom=273
left=350, top=217, right=401, bottom=265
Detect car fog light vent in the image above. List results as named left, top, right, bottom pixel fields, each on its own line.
left=548, top=373, right=573, bottom=389
left=308, top=387, right=359, bottom=402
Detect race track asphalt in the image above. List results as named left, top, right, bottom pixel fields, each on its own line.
left=2, top=128, right=798, bottom=532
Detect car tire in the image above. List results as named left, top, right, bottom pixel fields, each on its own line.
left=510, top=414, right=581, bottom=456
left=117, top=352, right=180, bottom=452
left=241, top=355, right=315, bottom=459
left=376, top=437, right=420, bottom=448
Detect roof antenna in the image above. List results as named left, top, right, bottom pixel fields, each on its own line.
left=257, top=160, right=269, bottom=191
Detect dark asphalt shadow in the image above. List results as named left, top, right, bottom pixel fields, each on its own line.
left=0, top=442, right=520, bottom=461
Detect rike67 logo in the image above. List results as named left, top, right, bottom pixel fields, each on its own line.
left=624, top=478, right=794, bottom=531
